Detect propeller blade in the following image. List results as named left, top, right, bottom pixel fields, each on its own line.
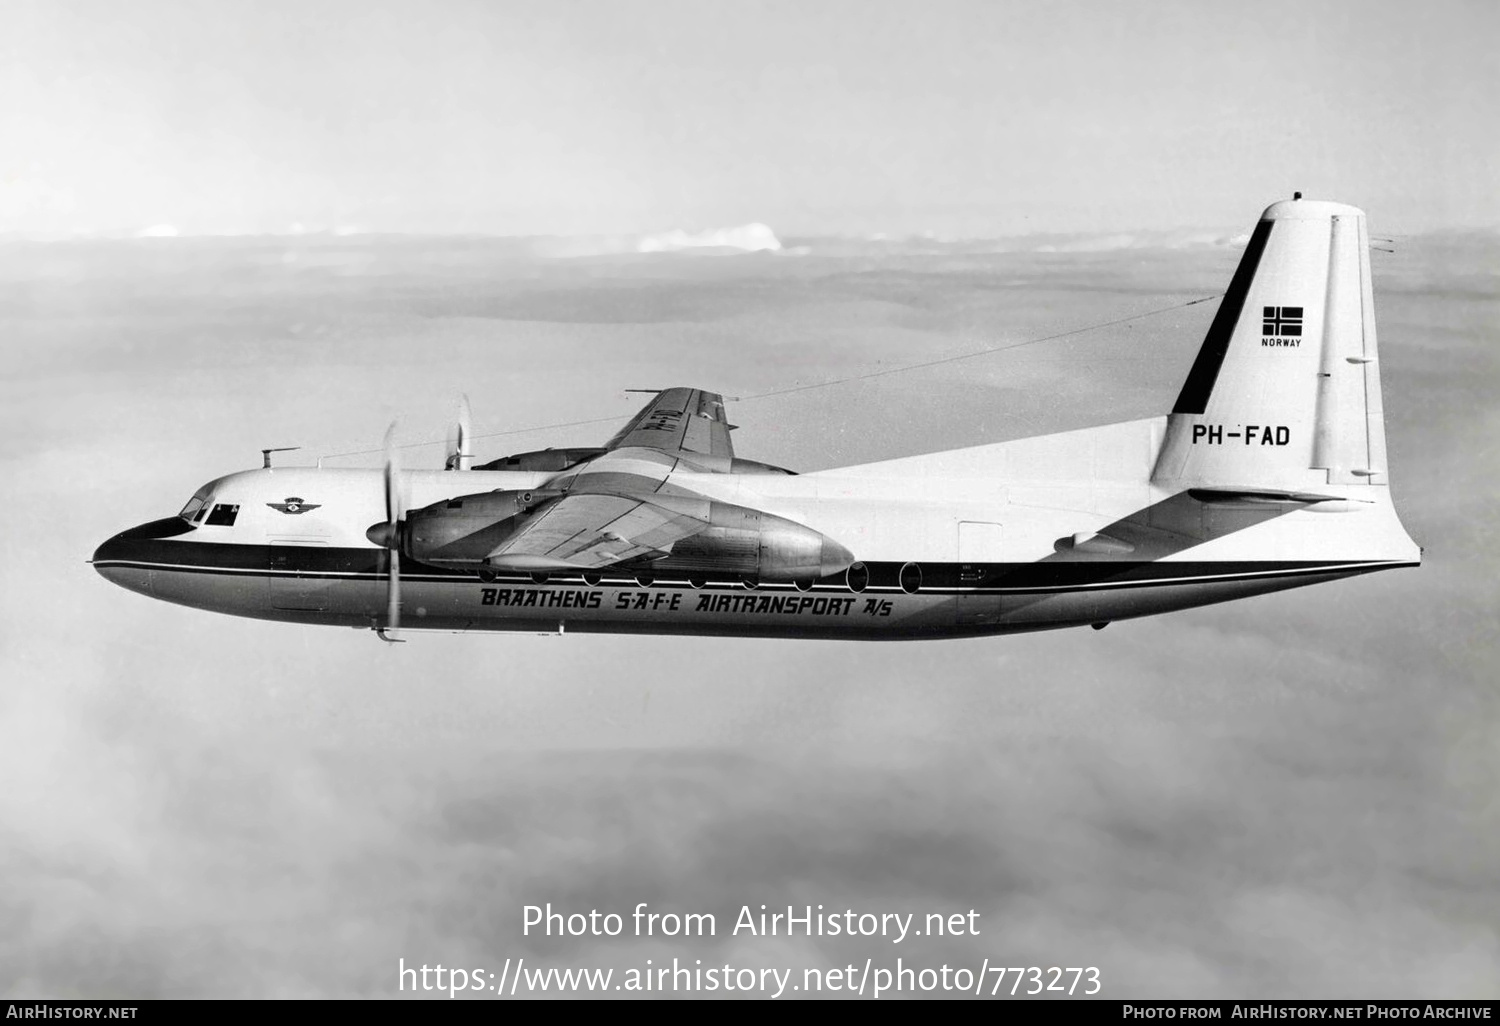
left=444, top=424, right=459, bottom=469
left=387, top=547, right=401, bottom=631
left=382, top=422, right=405, bottom=523
left=445, top=394, right=473, bottom=470
left=378, top=421, right=405, bottom=638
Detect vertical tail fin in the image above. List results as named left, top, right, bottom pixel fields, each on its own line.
left=1153, top=198, right=1389, bottom=491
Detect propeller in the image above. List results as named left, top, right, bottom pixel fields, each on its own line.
left=364, top=423, right=407, bottom=641
left=444, top=394, right=473, bottom=471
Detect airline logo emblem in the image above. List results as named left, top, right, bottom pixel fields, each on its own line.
left=267, top=497, right=321, bottom=514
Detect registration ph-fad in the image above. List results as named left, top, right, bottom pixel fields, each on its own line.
left=523, top=904, right=713, bottom=938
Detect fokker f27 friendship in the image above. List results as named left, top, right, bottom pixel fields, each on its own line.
left=93, top=199, right=1420, bottom=640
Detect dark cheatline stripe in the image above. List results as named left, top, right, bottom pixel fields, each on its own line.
left=91, top=560, right=1411, bottom=595
left=114, top=516, right=198, bottom=541
left=1171, top=219, right=1274, bottom=415
left=92, top=537, right=1407, bottom=593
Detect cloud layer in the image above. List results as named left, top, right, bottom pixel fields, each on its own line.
left=3, top=230, right=1495, bottom=998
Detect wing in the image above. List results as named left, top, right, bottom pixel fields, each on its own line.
left=483, top=492, right=706, bottom=571
left=605, top=387, right=734, bottom=458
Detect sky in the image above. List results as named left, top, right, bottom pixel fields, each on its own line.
left=2, top=0, right=1498, bottom=1001
left=2, top=0, right=1497, bottom=238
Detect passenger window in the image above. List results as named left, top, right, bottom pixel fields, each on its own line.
left=205, top=503, right=240, bottom=526
left=899, top=562, right=923, bottom=594
left=846, top=562, right=869, bottom=593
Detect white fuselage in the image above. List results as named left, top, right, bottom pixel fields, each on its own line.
left=92, top=418, right=1420, bottom=640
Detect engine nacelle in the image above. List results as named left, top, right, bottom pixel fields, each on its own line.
left=475, top=448, right=794, bottom=475
left=402, top=489, right=559, bottom=568
left=652, top=502, right=852, bottom=582
left=473, top=448, right=605, bottom=473
left=394, top=489, right=853, bottom=583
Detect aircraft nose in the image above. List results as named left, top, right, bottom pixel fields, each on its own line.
left=93, top=532, right=150, bottom=594
left=92, top=532, right=131, bottom=565
left=91, top=517, right=193, bottom=594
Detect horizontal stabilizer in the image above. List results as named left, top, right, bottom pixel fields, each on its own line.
left=1186, top=487, right=1371, bottom=505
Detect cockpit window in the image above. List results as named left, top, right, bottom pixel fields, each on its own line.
left=205, top=503, right=240, bottom=527
left=179, top=488, right=212, bottom=521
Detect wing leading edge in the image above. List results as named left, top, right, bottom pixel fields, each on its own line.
left=484, top=492, right=707, bottom=571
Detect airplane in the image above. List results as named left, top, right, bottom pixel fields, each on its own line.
left=92, top=197, right=1420, bottom=641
